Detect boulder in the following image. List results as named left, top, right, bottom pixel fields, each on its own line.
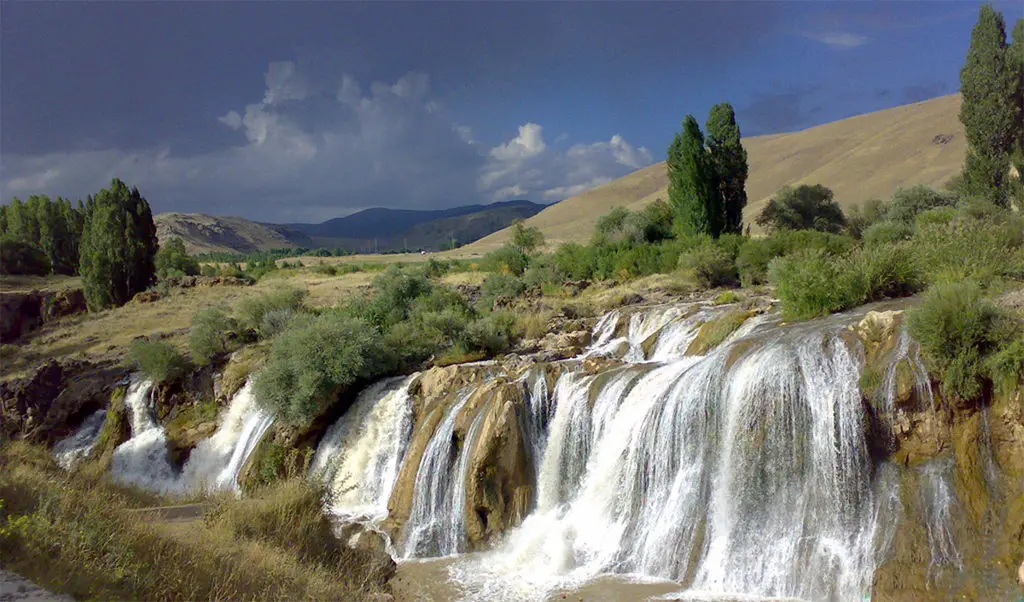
left=536, top=330, right=591, bottom=361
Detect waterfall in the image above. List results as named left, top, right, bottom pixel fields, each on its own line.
left=109, top=376, right=274, bottom=495
left=401, top=388, right=476, bottom=558
left=111, top=377, right=180, bottom=493
left=309, top=374, right=417, bottom=520
left=53, top=408, right=107, bottom=470
left=181, top=381, right=275, bottom=493
left=448, top=314, right=906, bottom=602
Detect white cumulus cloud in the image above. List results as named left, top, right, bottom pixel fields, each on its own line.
left=2, top=62, right=655, bottom=221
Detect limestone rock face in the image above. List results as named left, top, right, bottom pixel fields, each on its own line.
left=463, top=381, right=534, bottom=549
left=536, top=330, right=591, bottom=362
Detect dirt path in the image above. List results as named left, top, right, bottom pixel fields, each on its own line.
left=0, top=571, right=74, bottom=602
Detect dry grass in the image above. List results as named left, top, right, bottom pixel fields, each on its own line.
left=0, top=440, right=391, bottom=602
left=0, top=274, right=82, bottom=293
left=0, top=270, right=378, bottom=380
left=464, top=94, right=965, bottom=252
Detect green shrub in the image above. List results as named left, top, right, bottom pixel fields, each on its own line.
left=125, top=339, right=189, bottom=383
left=480, top=273, right=527, bottom=308
left=907, top=281, right=1016, bottom=400
left=768, top=249, right=863, bottom=319
left=253, top=312, right=386, bottom=425
left=551, top=243, right=597, bottom=281
left=846, top=198, right=889, bottom=239
left=714, top=233, right=747, bottom=260
left=189, top=307, right=238, bottom=365
left=423, top=258, right=451, bottom=279
left=358, top=267, right=432, bottom=331
left=459, top=311, right=519, bottom=355
left=863, top=221, right=913, bottom=246
left=481, top=245, right=530, bottom=276
left=885, top=185, right=957, bottom=224
left=0, top=236, right=51, bottom=275
left=850, top=242, right=922, bottom=302
left=678, top=241, right=738, bottom=288
left=591, top=200, right=674, bottom=246
left=200, top=264, right=219, bottom=277
left=913, top=206, right=958, bottom=230
left=311, top=263, right=337, bottom=276
left=911, top=216, right=1024, bottom=286
left=236, top=287, right=308, bottom=335
left=155, top=238, right=200, bottom=279
left=755, top=184, right=846, bottom=233
left=523, top=260, right=560, bottom=288
left=736, top=230, right=854, bottom=286
left=260, top=308, right=297, bottom=339
left=714, top=291, right=742, bottom=305
left=986, top=335, right=1024, bottom=397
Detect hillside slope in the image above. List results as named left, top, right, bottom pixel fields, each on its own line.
left=155, top=213, right=312, bottom=255
left=156, top=200, right=548, bottom=255
left=464, top=94, right=966, bottom=252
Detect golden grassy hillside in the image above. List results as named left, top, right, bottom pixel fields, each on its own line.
left=465, top=94, right=965, bottom=252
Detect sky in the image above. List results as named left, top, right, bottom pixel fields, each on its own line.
left=1, top=1, right=1020, bottom=223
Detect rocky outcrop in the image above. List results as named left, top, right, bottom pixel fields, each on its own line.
left=0, top=288, right=86, bottom=342
left=0, top=358, right=127, bottom=443
left=462, top=381, right=534, bottom=549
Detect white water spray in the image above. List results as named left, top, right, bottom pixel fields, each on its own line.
left=53, top=408, right=107, bottom=470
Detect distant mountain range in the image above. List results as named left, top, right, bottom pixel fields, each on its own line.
left=154, top=200, right=547, bottom=255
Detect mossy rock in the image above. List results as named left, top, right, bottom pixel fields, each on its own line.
left=221, top=343, right=270, bottom=402
left=81, top=385, right=130, bottom=474
left=685, top=310, right=753, bottom=356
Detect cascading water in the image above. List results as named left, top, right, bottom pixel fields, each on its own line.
left=309, top=374, right=418, bottom=519
left=445, top=310, right=915, bottom=601
left=53, top=408, right=107, bottom=470
left=109, top=376, right=274, bottom=494
left=401, top=388, right=477, bottom=558
left=180, top=381, right=276, bottom=492
left=111, top=377, right=180, bottom=492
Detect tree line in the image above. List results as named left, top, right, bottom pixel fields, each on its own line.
left=1, top=178, right=160, bottom=311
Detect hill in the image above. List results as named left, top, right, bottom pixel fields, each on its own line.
left=463, top=94, right=966, bottom=253
left=156, top=200, right=547, bottom=255
left=155, top=213, right=312, bottom=255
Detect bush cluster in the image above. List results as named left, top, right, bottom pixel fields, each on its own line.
left=126, top=339, right=189, bottom=383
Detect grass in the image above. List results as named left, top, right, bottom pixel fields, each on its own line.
left=0, top=440, right=392, bottom=602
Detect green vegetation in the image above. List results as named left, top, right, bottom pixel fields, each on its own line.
left=154, top=238, right=200, bottom=279
left=706, top=103, right=749, bottom=235
left=189, top=307, right=238, bottom=365
left=908, top=281, right=1021, bottom=400
left=958, top=5, right=1023, bottom=207
left=678, top=238, right=738, bottom=288
left=125, top=339, right=189, bottom=383
left=236, top=286, right=308, bottom=335
left=688, top=310, right=751, bottom=355
left=79, top=179, right=159, bottom=311
left=668, top=116, right=724, bottom=237
left=755, top=184, right=847, bottom=233
left=0, top=195, right=84, bottom=275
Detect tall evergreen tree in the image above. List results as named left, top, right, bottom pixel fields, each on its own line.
left=668, top=115, right=722, bottom=237
left=706, top=103, right=749, bottom=234
left=79, top=179, right=158, bottom=310
left=959, top=5, right=1019, bottom=206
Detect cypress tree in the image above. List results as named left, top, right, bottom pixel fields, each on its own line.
left=706, top=103, right=749, bottom=234
left=668, top=115, right=722, bottom=237
left=79, top=179, right=158, bottom=310
left=959, top=5, right=1018, bottom=206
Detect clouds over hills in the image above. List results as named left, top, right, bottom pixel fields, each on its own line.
left=1, top=61, right=652, bottom=223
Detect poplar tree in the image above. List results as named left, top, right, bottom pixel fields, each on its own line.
left=668, top=115, right=722, bottom=237
left=79, top=179, right=158, bottom=310
left=706, top=103, right=749, bottom=234
left=959, top=5, right=1019, bottom=206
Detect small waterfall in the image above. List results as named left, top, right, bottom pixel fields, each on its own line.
left=111, top=377, right=180, bottom=492
left=587, top=305, right=688, bottom=361
left=401, top=388, right=476, bottom=558
left=181, top=381, right=276, bottom=493
left=53, top=409, right=107, bottom=470
left=110, top=376, right=275, bottom=495
left=918, top=458, right=962, bottom=573
left=309, top=375, right=417, bottom=520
